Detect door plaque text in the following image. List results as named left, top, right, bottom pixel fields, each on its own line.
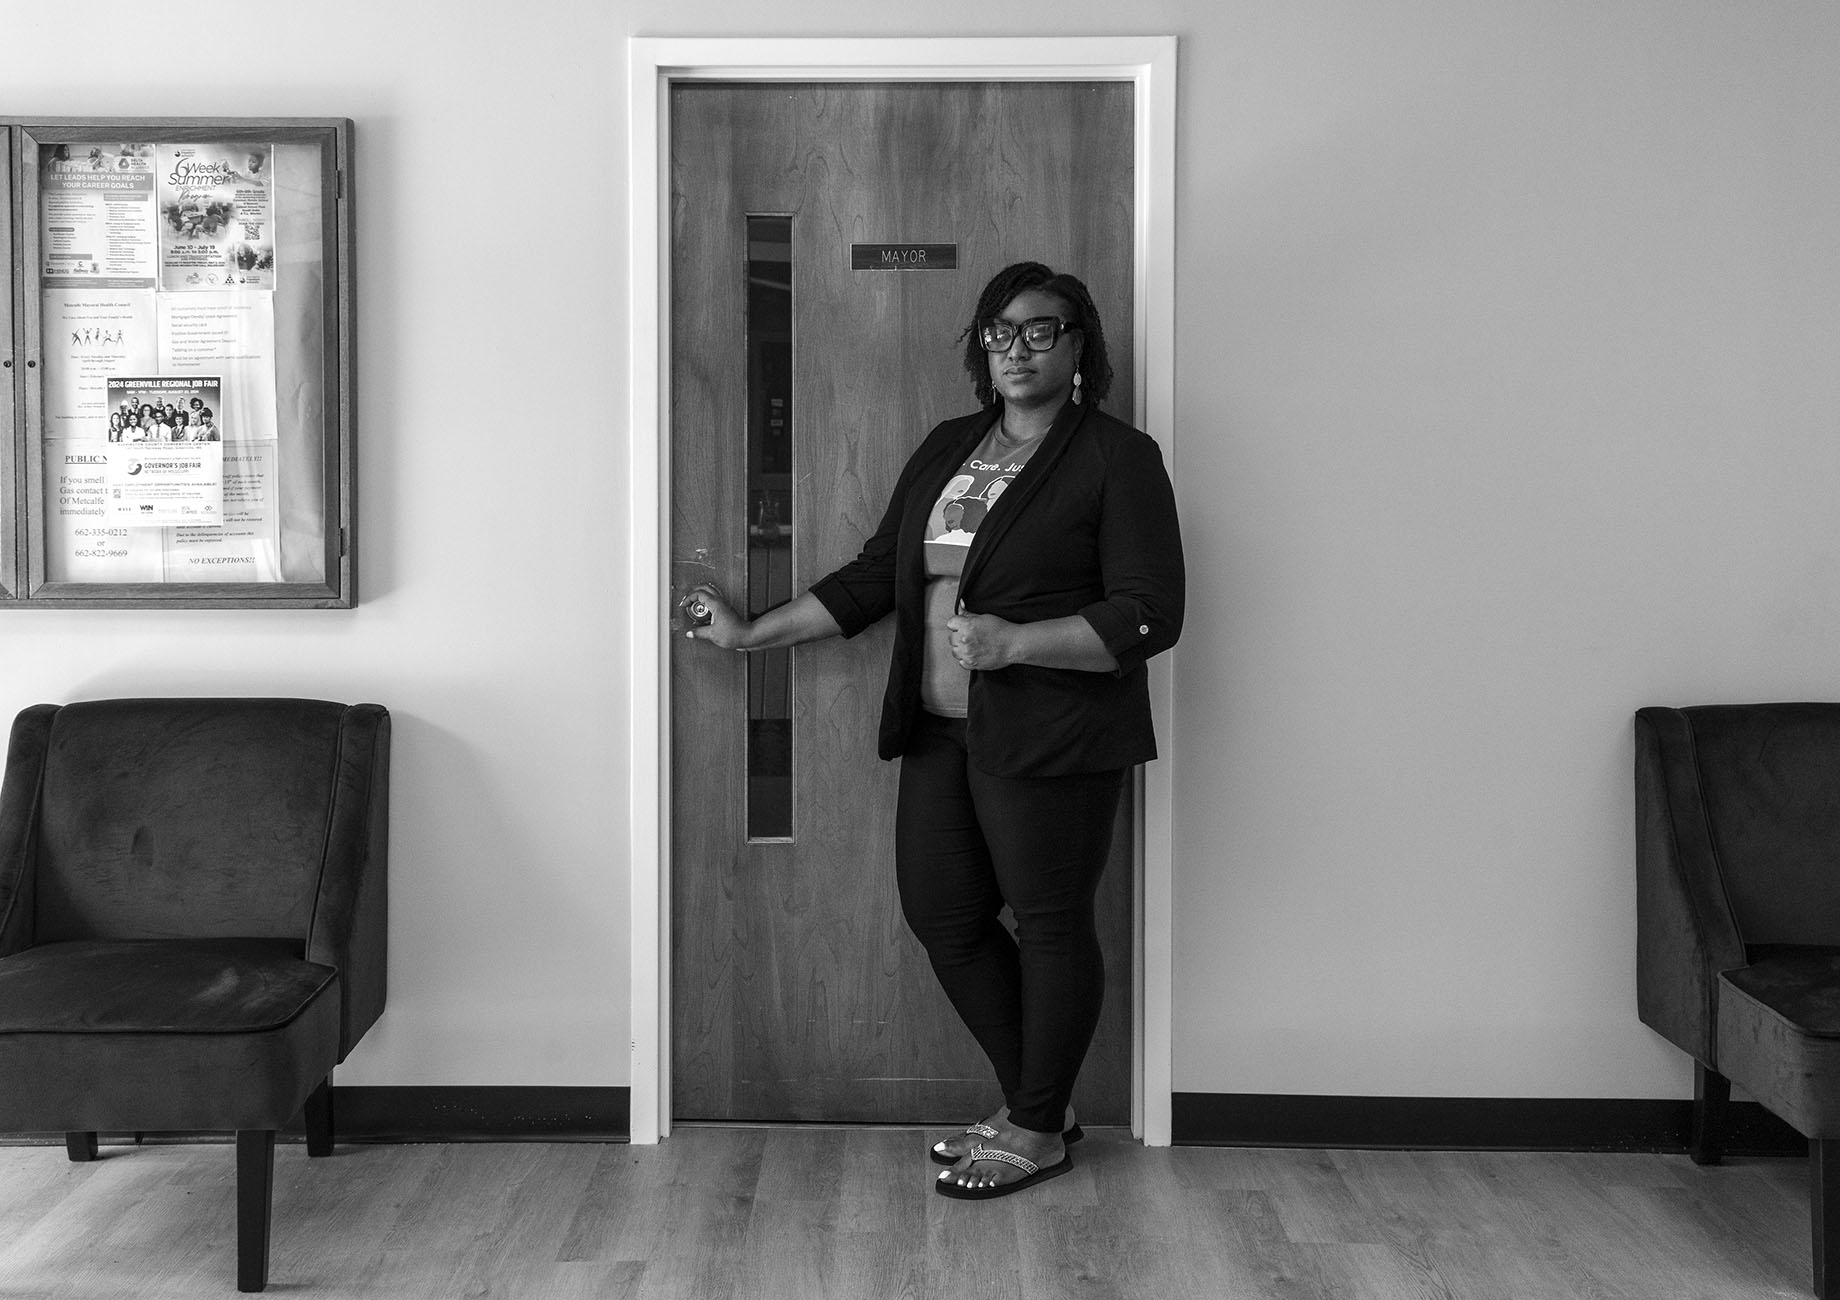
left=851, top=243, right=958, bottom=271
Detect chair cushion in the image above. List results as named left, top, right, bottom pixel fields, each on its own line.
left=0, top=939, right=341, bottom=1132
left=1717, top=946, right=1840, bottom=1136
left=0, top=939, right=335, bottom=1034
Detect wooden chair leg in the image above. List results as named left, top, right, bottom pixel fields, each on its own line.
left=64, top=1131, right=98, bottom=1162
left=236, top=1130, right=275, bottom=1293
left=1691, top=1061, right=1730, bottom=1166
left=304, top=1077, right=334, bottom=1158
left=1814, top=1139, right=1840, bottom=1300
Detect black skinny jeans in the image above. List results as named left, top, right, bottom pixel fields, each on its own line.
left=895, top=711, right=1126, bottom=1135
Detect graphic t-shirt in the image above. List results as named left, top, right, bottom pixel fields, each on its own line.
left=919, top=425, right=1046, bottom=717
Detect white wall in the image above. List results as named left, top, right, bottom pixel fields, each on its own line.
left=1178, top=1, right=1840, bottom=1096
left=2, top=0, right=1835, bottom=1101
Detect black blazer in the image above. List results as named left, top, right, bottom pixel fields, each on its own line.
left=811, top=398, right=1184, bottom=777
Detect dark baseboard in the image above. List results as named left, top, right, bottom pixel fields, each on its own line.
left=1, top=1086, right=631, bottom=1147
left=324, top=1086, right=630, bottom=1143
left=3, top=1088, right=1804, bottom=1154
left=1172, top=1092, right=1808, bottom=1155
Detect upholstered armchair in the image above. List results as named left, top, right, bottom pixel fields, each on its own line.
left=0, top=698, right=389, bottom=1293
left=1636, top=703, right=1840, bottom=1299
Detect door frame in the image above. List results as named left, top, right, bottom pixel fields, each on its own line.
left=627, top=35, right=1179, bottom=1145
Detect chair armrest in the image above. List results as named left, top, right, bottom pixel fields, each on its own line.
left=305, top=704, right=390, bottom=1060
left=0, top=705, right=59, bottom=958
left=1635, top=707, right=1746, bottom=1065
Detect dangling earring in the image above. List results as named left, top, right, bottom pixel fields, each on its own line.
left=1072, top=370, right=1084, bottom=405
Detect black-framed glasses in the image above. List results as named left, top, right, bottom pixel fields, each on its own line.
left=978, top=316, right=1075, bottom=353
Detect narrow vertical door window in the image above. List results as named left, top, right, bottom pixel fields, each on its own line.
left=746, top=216, right=793, bottom=840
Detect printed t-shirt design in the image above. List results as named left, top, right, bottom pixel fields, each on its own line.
left=919, top=431, right=1042, bottom=718
left=924, top=446, right=1032, bottom=578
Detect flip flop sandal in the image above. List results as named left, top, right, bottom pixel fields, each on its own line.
left=930, top=1121, right=1085, bottom=1166
left=935, top=1145, right=1074, bottom=1200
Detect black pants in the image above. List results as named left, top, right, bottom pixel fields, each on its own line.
left=895, top=711, right=1126, bottom=1135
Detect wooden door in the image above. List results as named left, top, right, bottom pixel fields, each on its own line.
left=670, top=82, right=1136, bottom=1123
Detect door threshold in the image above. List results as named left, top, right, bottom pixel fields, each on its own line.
left=673, top=1119, right=944, bottom=1132
left=671, top=1119, right=1131, bottom=1134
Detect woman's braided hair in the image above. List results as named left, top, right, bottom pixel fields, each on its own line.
left=960, top=261, right=1114, bottom=409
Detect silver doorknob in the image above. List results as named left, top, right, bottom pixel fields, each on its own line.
left=678, top=593, right=713, bottom=627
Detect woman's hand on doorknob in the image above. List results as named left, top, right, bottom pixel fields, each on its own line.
left=681, top=585, right=751, bottom=650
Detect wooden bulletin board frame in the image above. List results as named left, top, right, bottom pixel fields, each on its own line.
left=2, top=117, right=354, bottom=608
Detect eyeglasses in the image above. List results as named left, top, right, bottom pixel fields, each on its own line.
left=978, top=316, right=1075, bottom=353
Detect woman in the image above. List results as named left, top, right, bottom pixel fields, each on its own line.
left=684, top=261, right=1183, bottom=1199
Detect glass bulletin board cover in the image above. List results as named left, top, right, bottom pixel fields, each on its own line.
left=40, top=140, right=291, bottom=584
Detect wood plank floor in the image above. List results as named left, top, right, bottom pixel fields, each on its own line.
left=0, top=1127, right=1815, bottom=1298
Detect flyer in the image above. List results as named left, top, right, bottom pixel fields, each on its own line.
left=107, top=375, right=226, bottom=445
left=167, top=444, right=282, bottom=583
left=44, top=445, right=165, bottom=583
left=157, top=293, right=279, bottom=442
left=40, top=289, right=160, bottom=441
left=104, top=376, right=225, bottom=526
left=107, top=443, right=225, bottom=528
left=39, top=144, right=157, bottom=288
left=157, top=143, right=275, bottom=291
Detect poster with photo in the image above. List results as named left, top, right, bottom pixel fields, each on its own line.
left=104, top=376, right=225, bottom=527
left=107, top=375, right=226, bottom=446
left=39, top=144, right=157, bottom=288
left=157, top=143, right=275, bottom=291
